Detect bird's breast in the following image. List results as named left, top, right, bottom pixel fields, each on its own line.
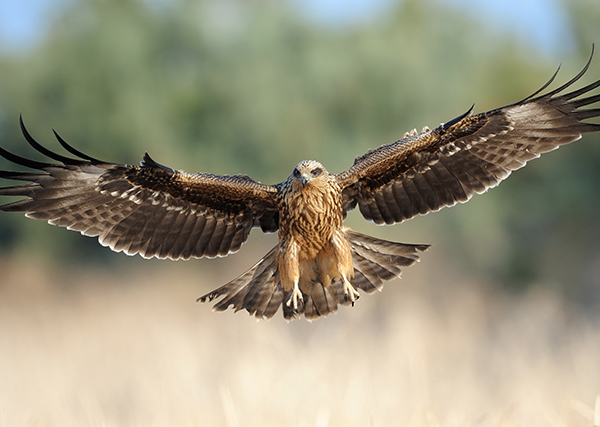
left=278, top=185, right=343, bottom=256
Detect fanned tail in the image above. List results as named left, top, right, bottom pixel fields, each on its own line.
left=198, top=230, right=429, bottom=321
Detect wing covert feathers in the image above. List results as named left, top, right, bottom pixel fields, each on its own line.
left=337, top=52, right=600, bottom=224
left=0, top=122, right=279, bottom=259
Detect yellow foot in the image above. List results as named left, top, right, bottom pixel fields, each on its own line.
left=342, top=276, right=360, bottom=306
left=285, top=282, right=304, bottom=310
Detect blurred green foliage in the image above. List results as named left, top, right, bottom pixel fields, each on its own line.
left=0, top=0, right=599, bottom=299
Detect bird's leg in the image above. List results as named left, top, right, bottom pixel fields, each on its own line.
left=341, top=273, right=360, bottom=306
left=285, top=280, right=304, bottom=310
left=331, top=230, right=359, bottom=305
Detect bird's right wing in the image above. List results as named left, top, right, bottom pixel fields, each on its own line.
left=0, top=118, right=279, bottom=259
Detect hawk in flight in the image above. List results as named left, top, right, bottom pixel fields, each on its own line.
left=1, top=55, right=600, bottom=321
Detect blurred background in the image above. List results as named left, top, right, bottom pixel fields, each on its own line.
left=0, top=0, right=599, bottom=426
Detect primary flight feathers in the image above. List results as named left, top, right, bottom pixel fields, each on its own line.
left=1, top=53, right=599, bottom=320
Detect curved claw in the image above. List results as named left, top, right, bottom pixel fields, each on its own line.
left=342, top=275, right=360, bottom=306
left=285, top=282, right=304, bottom=310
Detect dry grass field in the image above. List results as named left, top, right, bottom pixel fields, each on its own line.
left=0, top=248, right=599, bottom=427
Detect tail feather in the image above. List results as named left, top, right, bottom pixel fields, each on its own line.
left=197, top=246, right=283, bottom=319
left=298, top=294, right=316, bottom=320
left=352, top=270, right=382, bottom=293
left=297, top=280, right=339, bottom=320
left=263, top=286, right=284, bottom=318
left=353, top=245, right=401, bottom=280
left=347, top=229, right=429, bottom=294
left=198, top=230, right=429, bottom=321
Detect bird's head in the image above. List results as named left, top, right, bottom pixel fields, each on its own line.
left=289, top=160, right=328, bottom=190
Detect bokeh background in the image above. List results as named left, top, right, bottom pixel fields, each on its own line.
left=0, top=0, right=599, bottom=426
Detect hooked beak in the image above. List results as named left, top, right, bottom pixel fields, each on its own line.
left=300, top=175, right=309, bottom=188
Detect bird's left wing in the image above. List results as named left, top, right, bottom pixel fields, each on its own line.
left=336, top=55, right=600, bottom=225
left=0, top=119, right=279, bottom=259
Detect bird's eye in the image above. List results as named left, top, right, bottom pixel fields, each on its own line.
left=293, top=168, right=301, bottom=177
left=311, top=168, right=322, bottom=176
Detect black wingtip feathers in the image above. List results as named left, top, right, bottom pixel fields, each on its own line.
left=19, top=115, right=85, bottom=165
left=442, top=104, right=474, bottom=129
left=51, top=129, right=102, bottom=163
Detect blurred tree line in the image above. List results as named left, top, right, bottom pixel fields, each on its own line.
left=0, top=0, right=599, bottom=301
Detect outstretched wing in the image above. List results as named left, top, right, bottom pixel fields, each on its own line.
left=0, top=118, right=279, bottom=259
left=336, top=53, right=600, bottom=225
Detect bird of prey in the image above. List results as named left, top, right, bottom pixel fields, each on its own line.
left=1, top=56, right=600, bottom=321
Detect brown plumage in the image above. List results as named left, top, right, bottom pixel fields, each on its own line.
left=1, top=54, right=600, bottom=320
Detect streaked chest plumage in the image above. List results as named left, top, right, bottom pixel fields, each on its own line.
left=277, top=177, right=343, bottom=256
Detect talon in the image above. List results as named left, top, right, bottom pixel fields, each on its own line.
left=342, top=275, right=360, bottom=305
left=285, top=282, right=303, bottom=310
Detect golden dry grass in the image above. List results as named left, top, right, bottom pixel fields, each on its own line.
left=0, top=250, right=599, bottom=427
